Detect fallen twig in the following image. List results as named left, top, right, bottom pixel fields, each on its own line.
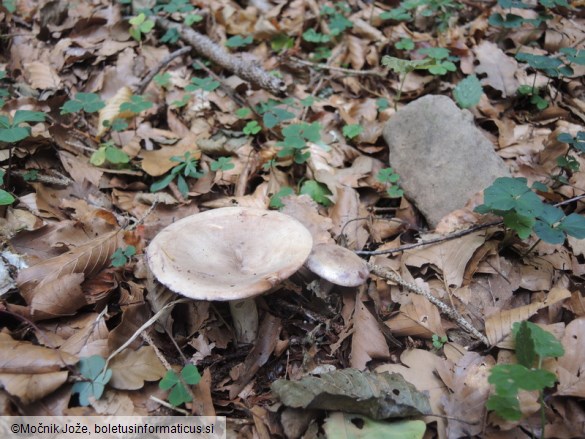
left=368, top=263, right=490, bottom=346
left=155, top=17, right=287, bottom=97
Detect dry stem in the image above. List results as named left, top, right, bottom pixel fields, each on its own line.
left=368, top=263, right=489, bottom=346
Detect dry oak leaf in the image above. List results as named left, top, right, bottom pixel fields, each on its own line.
left=109, top=346, right=166, bottom=390
left=473, top=41, right=519, bottom=97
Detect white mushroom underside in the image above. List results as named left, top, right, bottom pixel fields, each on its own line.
left=146, top=207, right=313, bottom=301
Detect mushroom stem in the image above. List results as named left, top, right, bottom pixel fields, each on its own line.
left=229, top=298, right=259, bottom=344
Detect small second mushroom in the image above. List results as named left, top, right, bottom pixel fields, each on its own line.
left=146, top=207, right=313, bottom=343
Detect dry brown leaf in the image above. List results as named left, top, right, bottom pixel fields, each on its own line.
left=345, top=35, right=366, bottom=70
left=485, top=287, right=571, bottom=346
left=386, top=292, right=444, bottom=339
left=350, top=295, right=390, bottom=370
left=192, top=368, right=216, bottom=416
left=17, top=230, right=123, bottom=299
left=97, top=86, right=133, bottom=138
left=376, top=349, right=448, bottom=436
left=0, top=333, right=77, bottom=373
left=473, top=41, right=519, bottom=97
left=0, top=371, right=68, bottom=404
left=109, top=346, right=166, bottom=390
left=556, top=317, right=585, bottom=398
left=28, top=272, right=87, bottom=318
left=24, top=61, right=61, bottom=89
left=436, top=352, right=495, bottom=438
left=404, top=231, right=486, bottom=288
left=229, top=314, right=281, bottom=399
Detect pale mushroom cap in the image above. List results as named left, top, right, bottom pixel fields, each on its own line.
left=305, top=243, right=369, bottom=287
left=146, top=207, right=313, bottom=301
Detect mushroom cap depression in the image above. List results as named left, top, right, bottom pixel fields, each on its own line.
left=146, top=207, right=314, bottom=301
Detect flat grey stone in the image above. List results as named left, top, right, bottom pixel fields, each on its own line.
left=383, top=95, right=510, bottom=228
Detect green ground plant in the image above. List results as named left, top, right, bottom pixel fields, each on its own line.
left=475, top=177, right=585, bottom=243
left=71, top=355, right=112, bottom=406
left=159, top=364, right=201, bottom=407
left=488, top=321, right=564, bottom=431
left=150, top=151, right=204, bottom=196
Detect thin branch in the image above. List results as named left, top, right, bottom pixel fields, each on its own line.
left=356, top=220, right=502, bottom=255
left=135, top=46, right=192, bottom=95
left=155, top=17, right=287, bottom=97
left=368, top=263, right=490, bottom=346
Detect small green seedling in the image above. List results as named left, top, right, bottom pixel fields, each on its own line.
left=382, top=49, right=457, bottom=108
left=342, top=124, right=363, bottom=140
left=225, top=35, right=253, bottom=48
left=111, top=245, right=136, bottom=267
left=453, top=75, right=483, bottom=109
left=71, top=355, right=112, bottom=406
left=161, top=28, right=180, bottom=44
left=150, top=151, right=204, bottom=197
left=271, top=34, right=295, bottom=52
left=276, top=122, right=321, bottom=164
left=22, top=169, right=38, bottom=182
left=154, top=0, right=195, bottom=13
left=61, top=92, right=105, bottom=115
left=154, top=72, right=172, bottom=89
left=487, top=321, right=564, bottom=422
left=517, top=85, right=549, bottom=111
left=0, top=110, right=46, bottom=144
left=256, top=99, right=295, bottom=129
left=129, top=13, right=155, bottom=42
left=184, top=13, right=203, bottom=26
left=300, top=180, right=333, bottom=207
left=159, top=364, right=201, bottom=407
left=90, top=141, right=130, bottom=167
left=395, top=38, right=415, bottom=51
left=186, top=77, right=220, bottom=92
left=210, top=156, right=235, bottom=172
left=120, top=95, right=153, bottom=115
left=432, top=334, right=448, bottom=349
left=243, top=120, right=261, bottom=135
left=376, top=167, right=404, bottom=198
left=270, top=187, right=295, bottom=209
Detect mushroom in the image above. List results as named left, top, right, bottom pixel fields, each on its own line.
left=303, top=243, right=369, bottom=295
left=146, top=207, right=313, bottom=343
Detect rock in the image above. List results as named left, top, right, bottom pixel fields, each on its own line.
left=383, top=95, right=510, bottom=228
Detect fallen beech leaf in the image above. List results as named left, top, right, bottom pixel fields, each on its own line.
left=17, top=230, right=123, bottom=299
left=0, top=371, right=68, bottom=404
left=485, top=287, right=571, bottom=346
left=0, top=333, right=78, bottom=373
left=351, top=296, right=390, bottom=369
left=109, top=346, right=166, bottom=390
left=556, top=317, right=585, bottom=398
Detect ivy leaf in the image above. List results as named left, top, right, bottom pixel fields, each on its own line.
left=503, top=211, right=535, bottom=239
left=453, top=75, right=483, bottom=108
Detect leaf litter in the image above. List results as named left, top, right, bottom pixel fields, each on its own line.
left=0, top=0, right=584, bottom=437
